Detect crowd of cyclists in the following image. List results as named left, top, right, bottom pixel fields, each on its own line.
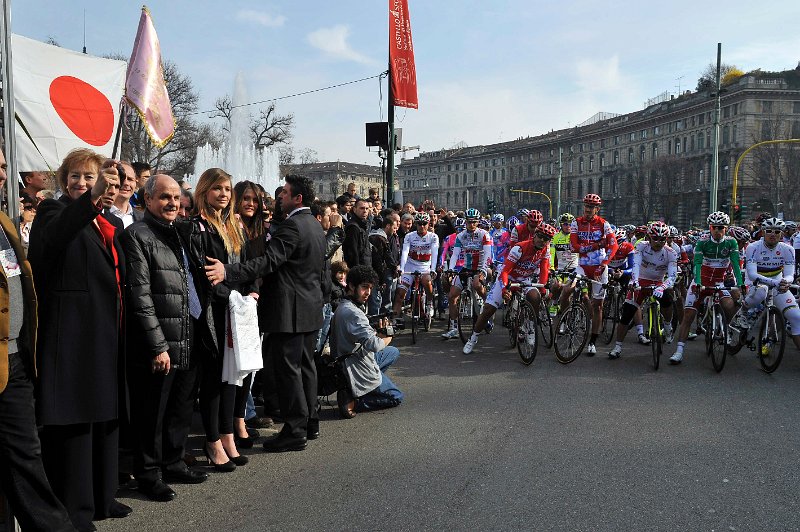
left=389, top=192, right=800, bottom=371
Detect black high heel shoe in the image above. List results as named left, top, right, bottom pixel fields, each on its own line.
left=203, top=443, right=236, bottom=472
left=225, top=450, right=249, bottom=466
left=234, top=433, right=255, bottom=449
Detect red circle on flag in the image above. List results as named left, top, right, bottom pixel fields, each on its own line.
left=49, top=76, right=114, bottom=146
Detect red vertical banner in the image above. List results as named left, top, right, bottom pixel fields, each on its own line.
left=389, top=0, right=418, bottom=109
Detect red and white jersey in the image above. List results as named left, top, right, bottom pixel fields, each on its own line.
left=509, top=222, right=538, bottom=247
left=450, top=228, right=492, bottom=273
left=633, top=241, right=678, bottom=287
left=608, top=241, right=635, bottom=269
left=500, top=240, right=551, bottom=285
left=400, top=230, right=439, bottom=273
left=569, top=215, right=618, bottom=267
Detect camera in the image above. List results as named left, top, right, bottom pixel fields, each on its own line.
left=368, top=311, right=395, bottom=337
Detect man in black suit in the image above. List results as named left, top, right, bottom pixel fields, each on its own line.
left=205, top=175, right=325, bottom=452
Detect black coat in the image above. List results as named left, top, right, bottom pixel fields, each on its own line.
left=342, top=217, right=372, bottom=268
left=121, top=212, right=200, bottom=369
left=28, top=191, right=125, bottom=425
left=369, top=229, right=395, bottom=279
left=225, top=209, right=325, bottom=333
left=322, top=226, right=344, bottom=303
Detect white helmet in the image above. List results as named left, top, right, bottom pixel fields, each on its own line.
left=761, top=217, right=786, bottom=231
left=707, top=211, right=730, bottom=226
left=668, top=225, right=679, bottom=238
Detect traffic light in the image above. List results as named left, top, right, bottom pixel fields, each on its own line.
left=733, top=204, right=742, bottom=221
left=487, top=200, right=496, bottom=214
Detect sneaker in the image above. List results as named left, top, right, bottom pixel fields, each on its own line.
left=638, top=333, right=651, bottom=345
left=485, top=319, right=494, bottom=335
left=441, top=328, right=459, bottom=340
left=669, top=351, right=683, bottom=365
left=463, top=336, right=478, bottom=354
left=586, top=343, right=596, bottom=356
left=608, top=345, right=622, bottom=359
left=687, top=332, right=697, bottom=341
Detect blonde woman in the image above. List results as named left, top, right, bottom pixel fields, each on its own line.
left=191, top=168, right=254, bottom=471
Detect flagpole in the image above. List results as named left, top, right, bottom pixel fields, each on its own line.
left=0, top=0, right=20, bottom=221
left=387, top=64, right=395, bottom=206
left=111, top=102, right=124, bottom=159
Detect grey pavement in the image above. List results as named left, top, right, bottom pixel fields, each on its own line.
left=101, top=317, right=800, bottom=532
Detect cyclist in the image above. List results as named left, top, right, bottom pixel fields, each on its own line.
left=668, top=225, right=690, bottom=335
left=489, top=213, right=511, bottom=267
left=633, top=225, right=648, bottom=245
left=783, top=220, right=797, bottom=245
left=393, top=212, right=439, bottom=329
left=733, top=217, right=800, bottom=349
left=549, top=213, right=578, bottom=312
left=509, top=209, right=543, bottom=248
left=516, top=208, right=530, bottom=226
left=442, top=208, right=493, bottom=340
left=463, top=223, right=556, bottom=354
left=669, top=211, right=743, bottom=364
left=559, top=193, right=618, bottom=356
left=608, top=222, right=678, bottom=359
left=607, top=227, right=651, bottom=344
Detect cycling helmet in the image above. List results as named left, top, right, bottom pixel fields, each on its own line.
left=536, top=223, right=557, bottom=239
left=635, top=225, right=648, bottom=235
left=755, top=212, right=773, bottom=224
left=648, top=221, right=670, bottom=238
left=669, top=226, right=679, bottom=238
left=583, top=193, right=602, bottom=206
left=464, top=208, right=481, bottom=220
left=491, top=213, right=505, bottom=223
left=506, top=216, right=519, bottom=231
left=559, top=212, right=575, bottom=225
left=528, top=210, right=543, bottom=225
left=517, top=208, right=530, bottom=218
left=478, top=218, right=491, bottom=229
left=547, top=218, right=558, bottom=227
left=454, top=217, right=466, bottom=231
left=686, top=233, right=699, bottom=244
left=615, top=228, right=628, bottom=242
left=761, top=217, right=786, bottom=231
left=728, top=226, right=750, bottom=242
left=623, top=224, right=636, bottom=233
left=707, top=211, right=730, bottom=226
left=784, top=220, right=797, bottom=231
left=414, top=212, right=430, bottom=224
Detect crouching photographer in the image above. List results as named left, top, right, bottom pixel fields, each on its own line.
left=330, top=265, right=404, bottom=419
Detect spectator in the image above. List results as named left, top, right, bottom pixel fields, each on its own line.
left=121, top=175, right=209, bottom=502
left=0, top=148, right=75, bottom=532
left=330, top=261, right=349, bottom=309
left=177, top=189, right=194, bottom=220
left=234, top=180, right=268, bottom=241
left=19, top=170, right=49, bottom=200
left=336, top=195, right=354, bottom=224
left=28, top=148, right=130, bottom=530
left=330, top=265, right=403, bottom=419
left=312, top=201, right=344, bottom=355
left=37, top=188, right=56, bottom=202
left=130, top=161, right=152, bottom=208
left=205, top=175, right=326, bottom=452
left=369, top=212, right=399, bottom=315
left=371, top=198, right=384, bottom=229
left=345, top=182, right=359, bottom=200
left=190, top=168, right=253, bottom=472
left=108, top=161, right=143, bottom=228
left=18, top=192, right=36, bottom=255
left=397, top=212, right=414, bottom=242
left=402, top=202, right=416, bottom=215
left=342, top=198, right=372, bottom=269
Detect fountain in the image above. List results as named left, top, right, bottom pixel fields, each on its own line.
left=191, top=72, right=282, bottom=195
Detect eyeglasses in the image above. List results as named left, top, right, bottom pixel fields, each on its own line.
left=764, top=229, right=782, bottom=234
left=710, top=225, right=726, bottom=230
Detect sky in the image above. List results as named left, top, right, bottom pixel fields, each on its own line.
left=12, top=1, right=800, bottom=168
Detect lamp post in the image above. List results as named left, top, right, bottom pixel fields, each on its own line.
left=510, top=189, right=553, bottom=219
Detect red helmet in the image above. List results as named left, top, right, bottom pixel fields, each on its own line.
left=536, top=223, right=557, bottom=239
left=648, top=221, right=670, bottom=238
left=636, top=225, right=648, bottom=234
left=528, top=210, right=543, bottom=225
left=583, top=193, right=602, bottom=206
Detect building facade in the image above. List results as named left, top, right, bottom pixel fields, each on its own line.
left=282, top=161, right=383, bottom=201
left=398, top=68, right=800, bottom=228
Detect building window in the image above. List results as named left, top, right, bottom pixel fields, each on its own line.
left=528, top=165, right=533, bottom=177
left=587, top=178, right=593, bottom=194
left=598, top=177, right=603, bottom=195
left=793, top=102, right=800, bottom=114
left=698, top=133, right=704, bottom=149
left=501, top=169, right=505, bottom=180
left=613, top=150, right=619, bottom=165
left=761, top=101, right=774, bottom=114
left=614, top=136, right=620, bottom=145
left=640, top=145, right=646, bottom=161
left=569, top=159, right=574, bottom=173
left=579, top=157, right=584, bottom=172
left=675, top=138, right=681, bottom=154
left=600, top=138, right=606, bottom=148
left=447, top=175, right=451, bottom=186
left=652, top=142, right=658, bottom=158
left=723, top=125, right=730, bottom=144
left=654, top=125, right=660, bottom=136
left=698, top=113, right=705, bottom=125
left=578, top=180, right=584, bottom=198
left=792, top=122, right=800, bottom=138
left=628, top=148, right=634, bottom=163
left=484, top=171, right=488, bottom=183
left=723, top=106, right=730, bottom=119
left=549, top=162, right=554, bottom=174
left=599, top=154, right=605, bottom=168
left=732, top=125, right=737, bottom=144
left=567, top=181, right=573, bottom=198
left=690, top=135, right=695, bottom=151
left=589, top=155, right=594, bottom=171
left=492, top=170, right=497, bottom=182
left=629, top=132, right=635, bottom=141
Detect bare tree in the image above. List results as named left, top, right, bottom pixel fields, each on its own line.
left=250, top=103, right=294, bottom=150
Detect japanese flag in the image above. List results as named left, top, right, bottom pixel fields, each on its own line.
left=12, top=34, right=127, bottom=171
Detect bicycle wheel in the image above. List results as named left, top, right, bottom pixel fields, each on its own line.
left=422, top=291, right=431, bottom=331
left=758, top=306, right=786, bottom=373
left=649, top=304, right=662, bottom=371
left=507, top=299, right=518, bottom=348
left=538, top=300, right=554, bottom=349
left=410, top=287, right=419, bottom=344
left=458, top=290, right=475, bottom=344
left=601, top=290, right=617, bottom=345
left=517, top=303, right=538, bottom=365
left=554, top=304, right=589, bottom=364
left=708, top=304, right=727, bottom=373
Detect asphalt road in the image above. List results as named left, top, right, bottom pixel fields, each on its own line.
left=101, top=316, right=800, bottom=532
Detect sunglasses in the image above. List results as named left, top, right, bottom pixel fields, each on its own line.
left=764, top=229, right=782, bottom=234
left=650, top=236, right=666, bottom=242
left=466, top=219, right=479, bottom=223
left=416, top=221, right=429, bottom=225
left=710, top=225, right=726, bottom=230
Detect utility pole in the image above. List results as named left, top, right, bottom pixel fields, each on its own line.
left=557, top=146, right=563, bottom=217
left=1, top=0, right=19, bottom=222
left=710, top=43, right=722, bottom=213
left=386, top=66, right=395, bottom=206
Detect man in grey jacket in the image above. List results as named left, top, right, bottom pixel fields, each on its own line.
left=330, top=265, right=404, bottom=418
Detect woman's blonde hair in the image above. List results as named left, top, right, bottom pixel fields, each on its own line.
left=55, top=148, right=104, bottom=192
left=193, top=168, right=244, bottom=255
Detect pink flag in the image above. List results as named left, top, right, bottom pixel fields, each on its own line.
left=125, top=6, right=174, bottom=148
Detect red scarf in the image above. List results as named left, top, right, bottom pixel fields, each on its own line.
left=95, top=216, right=123, bottom=321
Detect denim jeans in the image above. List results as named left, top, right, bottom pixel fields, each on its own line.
left=357, top=346, right=404, bottom=411
left=368, top=287, right=382, bottom=316
left=316, top=302, right=333, bottom=354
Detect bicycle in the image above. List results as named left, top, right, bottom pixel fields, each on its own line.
left=553, top=270, right=596, bottom=364
left=697, top=286, right=732, bottom=373
left=728, top=282, right=794, bottom=373
left=507, top=282, right=549, bottom=365
left=601, top=277, right=624, bottom=345
left=637, top=288, right=664, bottom=370
left=407, top=271, right=432, bottom=344
left=445, top=269, right=484, bottom=344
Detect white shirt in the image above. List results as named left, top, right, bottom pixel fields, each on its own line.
left=286, top=206, right=310, bottom=219
left=109, top=203, right=135, bottom=228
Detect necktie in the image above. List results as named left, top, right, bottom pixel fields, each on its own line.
left=182, top=247, right=202, bottom=320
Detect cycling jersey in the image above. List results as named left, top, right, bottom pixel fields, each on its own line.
left=609, top=241, right=635, bottom=273
left=500, top=240, right=551, bottom=286
left=490, top=227, right=511, bottom=263
left=551, top=231, right=578, bottom=271
left=569, top=215, right=618, bottom=267
left=669, top=242, right=689, bottom=264
left=449, top=228, right=492, bottom=273
left=509, top=222, right=538, bottom=248
left=400, top=230, right=439, bottom=273
left=440, top=232, right=464, bottom=270
left=633, top=241, right=678, bottom=287
left=744, top=239, right=795, bottom=287
left=693, top=234, right=742, bottom=286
